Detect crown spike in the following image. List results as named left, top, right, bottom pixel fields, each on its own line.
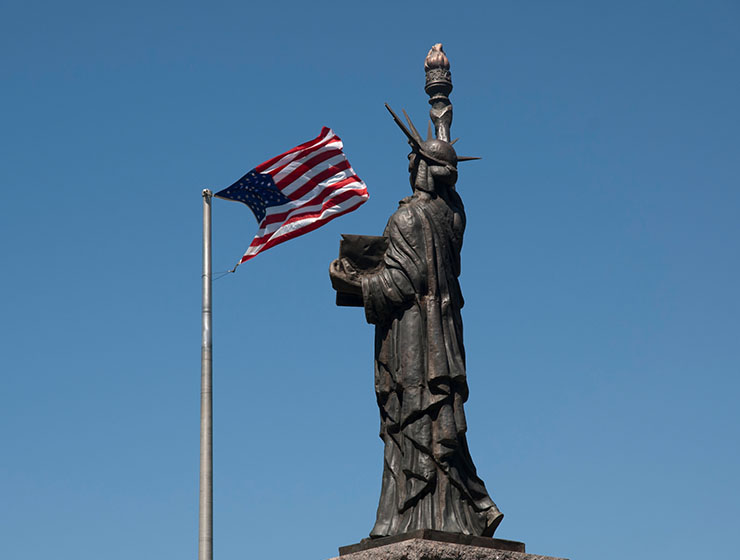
left=385, top=103, right=422, bottom=151
left=402, top=109, right=423, bottom=143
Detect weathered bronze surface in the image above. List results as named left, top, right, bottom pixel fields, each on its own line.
left=330, top=44, right=503, bottom=538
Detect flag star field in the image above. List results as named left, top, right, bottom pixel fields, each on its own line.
left=216, top=170, right=292, bottom=223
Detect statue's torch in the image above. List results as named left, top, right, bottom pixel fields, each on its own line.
left=424, top=43, right=453, bottom=142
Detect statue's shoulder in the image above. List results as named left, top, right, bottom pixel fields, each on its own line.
left=388, top=197, right=424, bottom=232
left=397, top=192, right=434, bottom=211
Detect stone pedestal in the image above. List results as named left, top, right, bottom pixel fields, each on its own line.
left=330, top=530, right=567, bottom=560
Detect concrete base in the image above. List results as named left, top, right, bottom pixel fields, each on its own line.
left=330, top=530, right=567, bottom=560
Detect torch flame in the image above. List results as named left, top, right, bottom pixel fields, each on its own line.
left=424, top=43, right=450, bottom=71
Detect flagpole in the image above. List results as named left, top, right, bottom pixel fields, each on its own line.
left=200, top=189, right=213, bottom=560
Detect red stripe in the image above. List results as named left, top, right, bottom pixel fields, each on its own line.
left=275, top=188, right=368, bottom=230
left=267, top=146, right=343, bottom=189
left=255, top=127, right=335, bottom=173
left=259, top=134, right=340, bottom=177
left=254, top=189, right=368, bottom=245
left=248, top=190, right=367, bottom=251
left=273, top=148, right=346, bottom=190
left=240, top=197, right=366, bottom=263
left=260, top=176, right=365, bottom=228
left=281, top=160, right=353, bottom=201
left=255, top=127, right=333, bottom=172
left=249, top=188, right=368, bottom=246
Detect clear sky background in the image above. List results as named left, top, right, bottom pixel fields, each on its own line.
left=2, top=1, right=738, bottom=559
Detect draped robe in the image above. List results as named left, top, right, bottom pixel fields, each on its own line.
left=361, top=189, right=503, bottom=537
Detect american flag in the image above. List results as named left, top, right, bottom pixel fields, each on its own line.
left=215, top=127, right=368, bottom=265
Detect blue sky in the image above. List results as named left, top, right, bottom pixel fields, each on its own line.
left=1, top=1, right=738, bottom=559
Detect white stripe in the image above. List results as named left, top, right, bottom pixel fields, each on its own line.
left=269, top=141, right=345, bottom=191
left=261, top=134, right=340, bottom=177
left=254, top=182, right=368, bottom=238
left=259, top=129, right=336, bottom=173
left=244, top=194, right=367, bottom=257
left=275, top=154, right=353, bottom=197
left=257, top=171, right=361, bottom=218
left=254, top=183, right=368, bottom=240
left=246, top=193, right=367, bottom=250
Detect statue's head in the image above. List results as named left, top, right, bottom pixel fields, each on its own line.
left=420, top=139, right=458, bottom=167
left=385, top=103, right=477, bottom=194
left=408, top=139, right=458, bottom=192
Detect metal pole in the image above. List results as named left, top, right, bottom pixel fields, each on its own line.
left=200, top=189, right=213, bottom=560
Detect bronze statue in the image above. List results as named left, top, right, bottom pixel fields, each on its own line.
left=330, top=44, right=503, bottom=538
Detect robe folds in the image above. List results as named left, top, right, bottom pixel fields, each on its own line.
left=361, top=190, right=503, bottom=538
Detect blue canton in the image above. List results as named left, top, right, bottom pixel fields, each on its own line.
left=215, top=170, right=291, bottom=223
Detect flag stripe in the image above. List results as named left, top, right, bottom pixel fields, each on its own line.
left=259, top=176, right=366, bottom=232
left=249, top=189, right=367, bottom=250
left=263, top=137, right=343, bottom=180
left=254, top=127, right=334, bottom=173
left=253, top=181, right=368, bottom=240
left=258, top=174, right=363, bottom=226
left=240, top=195, right=367, bottom=263
left=280, top=159, right=353, bottom=199
left=273, top=148, right=347, bottom=191
left=242, top=202, right=362, bottom=262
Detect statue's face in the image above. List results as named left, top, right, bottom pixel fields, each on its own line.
left=408, top=140, right=458, bottom=192
left=429, top=163, right=458, bottom=188
left=408, top=153, right=418, bottom=188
